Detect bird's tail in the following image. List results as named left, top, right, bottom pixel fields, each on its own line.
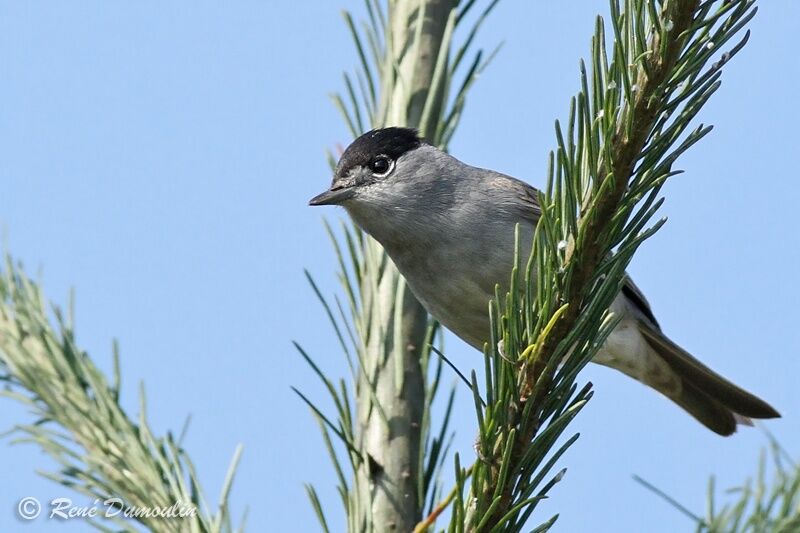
left=637, top=323, right=780, bottom=436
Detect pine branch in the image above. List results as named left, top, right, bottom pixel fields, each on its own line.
left=0, top=256, right=243, bottom=532
left=522, top=0, right=703, bottom=441
left=351, top=3, right=457, bottom=530
left=450, top=1, right=759, bottom=530
left=638, top=433, right=800, bottom=532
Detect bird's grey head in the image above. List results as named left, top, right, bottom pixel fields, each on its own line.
left=309, top=128, right=457, bottom=234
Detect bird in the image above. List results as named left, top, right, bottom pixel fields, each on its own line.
left=309, top=127, right=780, bottom=435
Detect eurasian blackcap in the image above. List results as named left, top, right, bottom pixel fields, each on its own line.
left=310, top=127, right=779, bottom=435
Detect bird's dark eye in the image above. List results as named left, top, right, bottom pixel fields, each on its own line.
left=370, top=155, right=393, bottom=176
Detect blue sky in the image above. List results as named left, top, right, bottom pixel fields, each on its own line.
left=1, top=1, right=798, bottom=532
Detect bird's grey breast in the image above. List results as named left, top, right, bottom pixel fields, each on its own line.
left=379, top=163, right=537, bottom=349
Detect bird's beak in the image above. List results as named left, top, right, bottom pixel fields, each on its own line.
left=309, top=186, right=355, bottom=206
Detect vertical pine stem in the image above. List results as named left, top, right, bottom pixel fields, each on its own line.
left=354, top=1, right=458, bottom=531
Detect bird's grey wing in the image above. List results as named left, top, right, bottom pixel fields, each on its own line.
left=621, top=275, right=660, bottom=330
left=500, top=175, right=542, bottom=225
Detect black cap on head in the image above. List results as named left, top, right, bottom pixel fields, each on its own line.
left=336, top=127, right=423, bottom=178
